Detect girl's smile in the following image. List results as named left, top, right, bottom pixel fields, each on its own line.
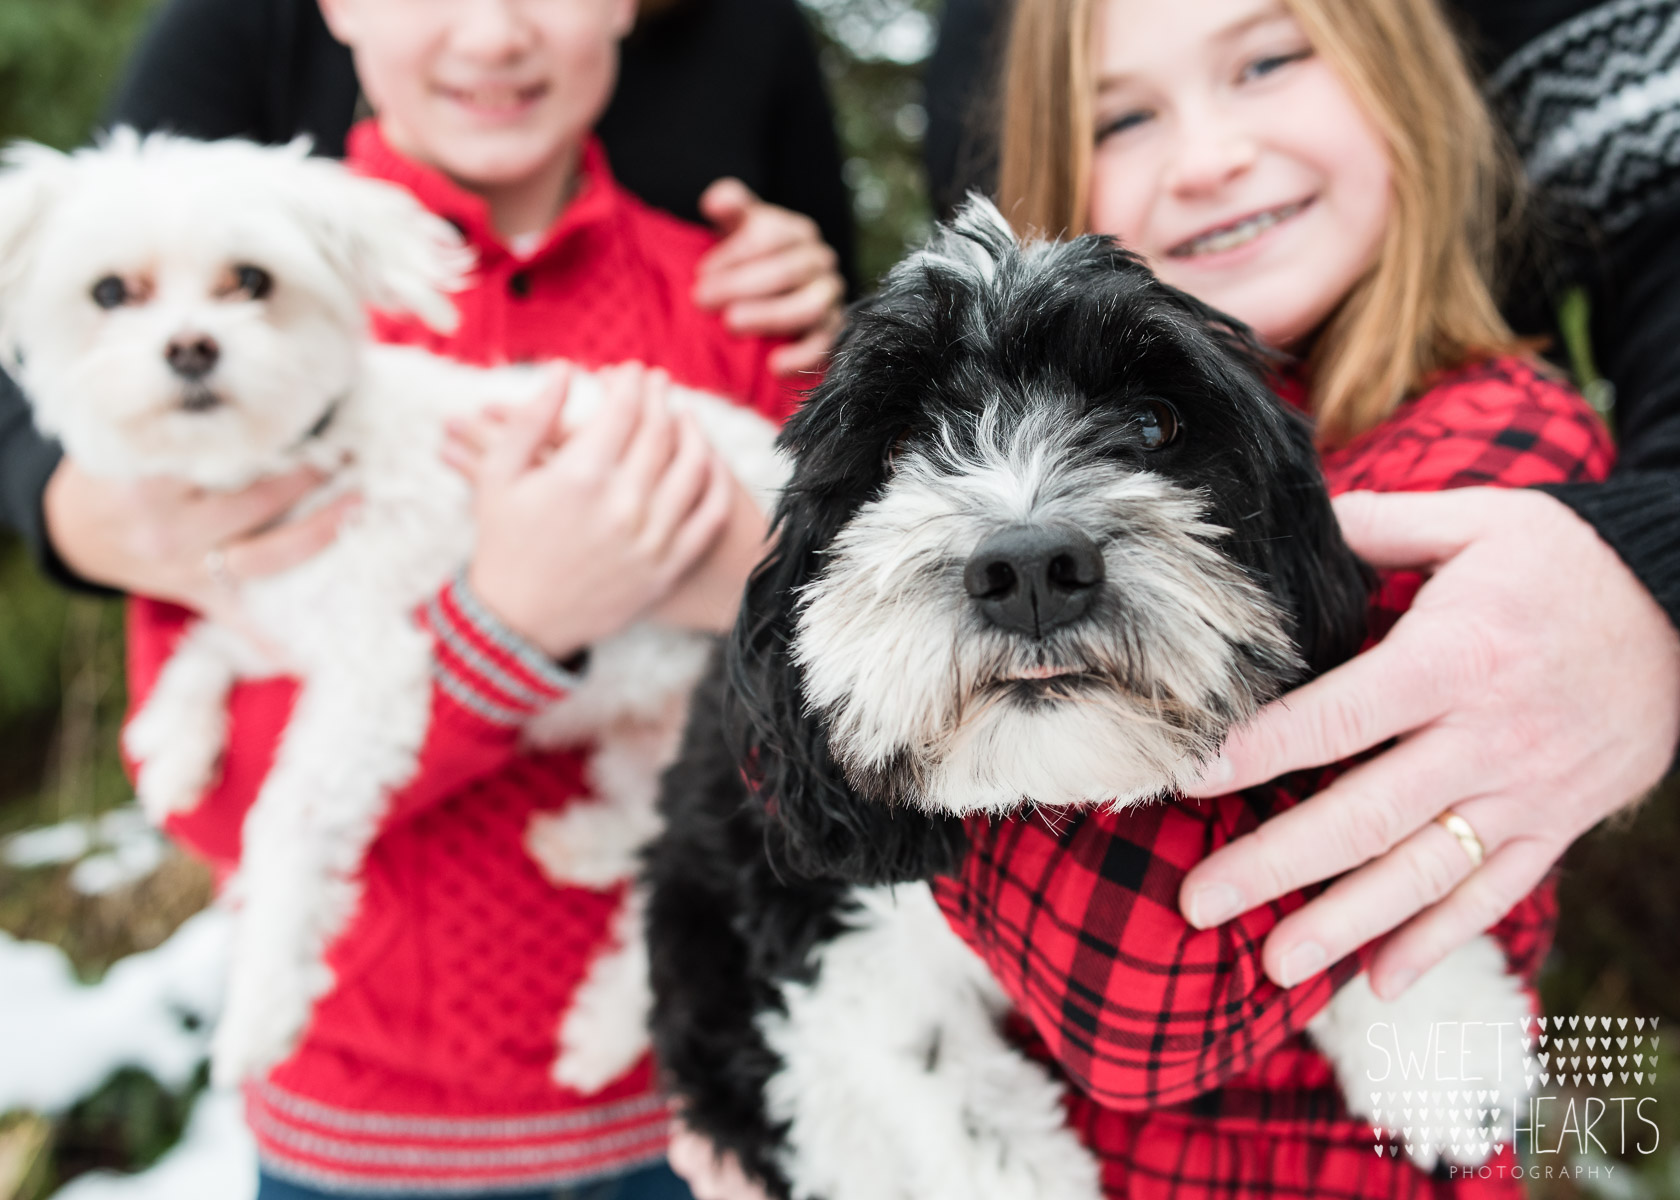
left=1165, top=195, right=1314, bottom=260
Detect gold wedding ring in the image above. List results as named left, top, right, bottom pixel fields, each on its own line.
left=1435, top=809, right=1484, bottom=868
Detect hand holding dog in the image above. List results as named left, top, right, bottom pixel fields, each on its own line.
left=1179, top=488, right=1680, bottom=999
left=43, top=459, right=359, bottom=625
left=694, top=178, right=845, bottom=379
left=457, top=363, right=736, bottom=660
left=667, top=1123, right=771, bottom=1200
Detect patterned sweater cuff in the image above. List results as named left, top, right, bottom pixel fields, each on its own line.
left=418, top=571, right=579, bottom=728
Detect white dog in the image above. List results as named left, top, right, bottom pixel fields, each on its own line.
left=0, top=130, right=786, bottom=1087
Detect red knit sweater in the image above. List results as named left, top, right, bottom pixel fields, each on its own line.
left=124, top=123, right=792, bottom=1194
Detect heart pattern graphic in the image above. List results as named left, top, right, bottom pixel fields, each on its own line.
left=1360, top=1014, right=1659, bottom=1164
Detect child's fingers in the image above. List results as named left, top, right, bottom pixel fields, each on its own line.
left=614, top=369, right=681, bottom=500
left=694, top=240, right=838, bottom=310
left=640, top=410, right=715, bottom=554
left=659, top=434, right=735, bottom=583
left=440, top=435, right=482, bottom=483
left=722, top=272, right=846, bottom=338
left=480, top=379, right=568, bottom=484
left=697, top=201, right=819, bottom=279
left=567, top=362, right=649, bottom=466
left=697, top=176, right=756, bottom=239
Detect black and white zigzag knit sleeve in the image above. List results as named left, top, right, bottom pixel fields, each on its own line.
left=1491, top=0, right=1680, bottom=233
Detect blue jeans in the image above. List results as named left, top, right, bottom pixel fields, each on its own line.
left=255, top=1162, right=693, bottom=1200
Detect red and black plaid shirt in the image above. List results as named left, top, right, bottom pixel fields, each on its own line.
left=931, top=357, right=1614, bottom=1199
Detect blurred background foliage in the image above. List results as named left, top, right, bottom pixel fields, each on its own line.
left=0, top=0, right=1674, bottom=1197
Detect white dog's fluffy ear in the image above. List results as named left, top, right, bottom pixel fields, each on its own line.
left=0, top=141, right=72, bottom=328
left=286, top=150, right=474, bottom=334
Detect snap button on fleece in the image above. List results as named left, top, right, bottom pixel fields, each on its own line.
left=508, top=270, right=532, bottom=299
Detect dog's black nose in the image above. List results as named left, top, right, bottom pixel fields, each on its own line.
left=964, top=524, right=1104, bottom=637
left=165, top=334, right=220, bottom=380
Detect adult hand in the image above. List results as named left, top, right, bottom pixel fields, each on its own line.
left=1177, top=488, right=1680, bottom=999
left=42, top=458, right=358, bottom=625
left=454, top=363, right=734, bottom=659
left=694, top=177, right=845, bottom=379
left=667, top=1122, right=771, bottom=1200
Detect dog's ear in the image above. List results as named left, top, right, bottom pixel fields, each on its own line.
left=1144, top=278, right=1371, bottom=678
left=1246, top=404, right=1373, bottom=676
left=726, top=485, right=967, bottom=885
left=0, top=141, right=71, bottom=333
left=285, top=148, right=473, bottom=334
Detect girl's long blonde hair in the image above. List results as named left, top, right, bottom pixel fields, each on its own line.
left=998, top=0, right=1524, bottom=443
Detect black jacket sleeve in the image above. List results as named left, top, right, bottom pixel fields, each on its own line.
left=0, top=372, right=74, bottom=584
left=1468, top=0, right=1680, bottom=635
left=1540, top=204, right=1680, bottom=627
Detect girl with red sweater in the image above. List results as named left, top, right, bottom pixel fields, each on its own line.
left=123, top=0, right=804, bottom=1196
left=674, top=0, right=1612, bottom=1198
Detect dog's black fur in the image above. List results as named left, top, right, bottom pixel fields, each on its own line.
left=645, top=207, right=1372, bottom=1198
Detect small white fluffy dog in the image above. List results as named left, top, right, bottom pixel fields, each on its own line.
left=0, top=131, right=786, bottom=1086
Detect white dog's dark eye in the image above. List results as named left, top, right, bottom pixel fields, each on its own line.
left=1135, top=399, right=1180, bottom=450
left=91, top=276, right=129, bottom=310
left=234, top=265, right=274, bottom=300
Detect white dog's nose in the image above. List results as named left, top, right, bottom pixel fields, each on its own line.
left=165, top=333, right=220, bottom=380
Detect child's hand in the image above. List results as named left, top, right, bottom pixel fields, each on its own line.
left=668, top=1121, right=772, bottom=1200
left=644, top=472, right=771, bottom=633
left=693, top=178, right=845, bottom=379
left=453, top=363, right=734, bottom=660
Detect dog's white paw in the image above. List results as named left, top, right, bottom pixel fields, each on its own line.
left=123, top=628, right=236, bottom=823
left=552, top=892, right=652, bottom=1093
left=1309, top=934, right=1530, bottom=1170
left=211, top=956, right=324, bottom=1086
left=125, top=705, right=225, bottom=823
left=525, top=804, right=645, bottom=890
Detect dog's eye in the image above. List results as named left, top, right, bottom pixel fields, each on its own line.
left=233, top=265, right=274, bottom=300
left=91, top=276, right=129, bottom=310
left=1135, top=399, right=1180, bottom=450
left=883, top=429, right=911, bottom=475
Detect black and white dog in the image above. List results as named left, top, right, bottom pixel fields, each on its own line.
left=645, top=200, right=1533, bottom=1200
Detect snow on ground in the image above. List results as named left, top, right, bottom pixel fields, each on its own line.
left=2, top=806, right=170, bottom=895
left=0, top=906, right=229, bottom=1112
left=53, top=1089, right=256, bottom=1200
left=0, top=902, right=256, bottom=1197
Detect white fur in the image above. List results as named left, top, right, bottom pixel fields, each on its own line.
left=1309, top=933, right=1532, bottom=1169
left=553, top=887, right=655, bottom=1094
left=0, top=132, right=786, bottom=1085
left=759, top=883, right=1102, bottom=1200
